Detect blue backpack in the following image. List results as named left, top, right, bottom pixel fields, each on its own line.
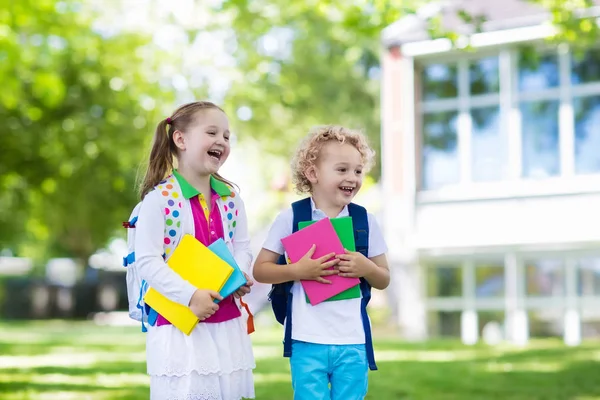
left=268, top=198, right=378, bottom=371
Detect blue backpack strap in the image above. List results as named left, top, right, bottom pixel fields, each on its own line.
left=348, top=203, right=377, bottom=371
left=291, top=198, right=312, bottom=231
left=281, top=198, right=312, bottom=358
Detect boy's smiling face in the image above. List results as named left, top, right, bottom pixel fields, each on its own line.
left=306, top=141, right=364, bottom=210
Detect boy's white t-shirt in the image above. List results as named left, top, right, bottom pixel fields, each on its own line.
left=262, top=199, right=388, bottom=345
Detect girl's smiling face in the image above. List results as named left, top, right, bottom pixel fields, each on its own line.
left=173, top=108, right=231, bottom=176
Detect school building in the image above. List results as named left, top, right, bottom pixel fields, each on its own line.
left=380, top=0, right=600, bottom=345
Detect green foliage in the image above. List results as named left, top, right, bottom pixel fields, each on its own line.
left=537, top=0, right=600, bottom=50
left=2, top=0, right=600, bottom=264
left=0, top=0, right=174, bottom=263
left=215, top=0, right=410, bottom=180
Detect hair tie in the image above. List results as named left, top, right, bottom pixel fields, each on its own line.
left=166, top=117, right=172, bottom=124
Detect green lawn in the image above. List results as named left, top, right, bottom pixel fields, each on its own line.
left=1, top=320, right=600, bottom=399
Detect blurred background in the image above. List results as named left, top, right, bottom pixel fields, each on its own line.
left=2, top=0, right=600, bottom=399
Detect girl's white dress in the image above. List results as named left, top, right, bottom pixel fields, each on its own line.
left=147, top=314, right=255, bottom=400
left=135, top=178, right=256, bottom=400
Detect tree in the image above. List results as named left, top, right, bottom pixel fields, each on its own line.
left=214, top=0, right=410, bottom=181
left=0, top=0, right=174, bottom=265
left=215, top=0, right=599, bottom=185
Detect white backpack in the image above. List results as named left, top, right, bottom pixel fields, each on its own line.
left=122, top=174, right=240, bottom=331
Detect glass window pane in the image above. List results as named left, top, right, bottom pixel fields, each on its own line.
left=524, top=259, right=564, bottom=297
left=471, top=106, right=507, bottom=182
left=574, top=95, right=600, bottom=174
left=427, top=311, right=461, bottom=337
left=577, top=258, right=600, bottom=296
left=427, top=266, right=462, bottom=297
left=582, top=319, right=600, bottom=338
left=422, top=111, right=459, bottom=190
left=521, top=100, right=560, bottom=178
left=528, top=310, right=563, bottom=338
left=422, top=63, right=458, bottom=100
left=571, top=48, right=600, bottom=84
left=475, top=263, right=505, bottom=298
left=470, top=57, right=500, bottom=95
left=518, top=53, right=559, bottom=92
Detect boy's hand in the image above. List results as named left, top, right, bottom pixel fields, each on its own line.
left=189, top=289, right=222, bottom=321
left=335, top=249, right=376, bottom=278
left=293, top=244, right=339, bottom=284
left=234, top=272, right=254, bottom=298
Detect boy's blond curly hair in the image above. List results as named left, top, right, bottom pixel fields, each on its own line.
left=291, top=125, right=375, bottom=194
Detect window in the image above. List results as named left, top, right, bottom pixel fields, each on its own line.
left=470, top=56, right=500, bottom=95
left=422, top=63, right=458, bottom=100
left=422, top=112, right=459, bottom=189
left=475, top=263, right=505, bottom=298
left=420, top=56, right=504, bottom=189
left=528, top=309, right=564, bottom=337
left=418, top=47, right=600, bottom=194
left=577, top=257, right=600, bottom=296
left=520, top=100, right=560, bottom=178
left=471, top=106, right=506, bottom=181
left=427, top=311, right=461, bottom=336
left=571, top=49, right=600, bottom=84
left=427, top=265, right=462, bottom=297
left=518, top=53, right=559, bottom=91
left=524, top=259, right=564, bottom=297
left=574, top=95, right=600, bottom=174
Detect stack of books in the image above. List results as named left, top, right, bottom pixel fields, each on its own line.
left=144, top=235, right=247, bottom=335
left=281, top=217, right=361, bottom=305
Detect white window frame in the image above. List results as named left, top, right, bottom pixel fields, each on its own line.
left=413, top=43, right=600, bottom=204
left=423, top=251, right=600, bottom=339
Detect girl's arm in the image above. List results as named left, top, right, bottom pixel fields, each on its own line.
left=135, top=191, right=197, bottom=306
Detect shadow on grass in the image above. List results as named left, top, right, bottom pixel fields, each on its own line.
left=0, top=361, right=146, bottom=379
left=251, top=348, right=600, bottom=400
left=0, top=380, right=148, bottom=395
left=368, top=358, right=600, bottom=400
left=0, top=341, right=144, bottom=356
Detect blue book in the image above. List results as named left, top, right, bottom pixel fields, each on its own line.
left=208, top=239, right=247, bottom=302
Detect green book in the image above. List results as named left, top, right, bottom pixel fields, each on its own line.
left=298, top=217, right=361, bottom=302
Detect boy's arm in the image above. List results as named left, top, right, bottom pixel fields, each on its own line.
left=336, top=212, right=390, bottom=290
left=363, top=254, right=390, bottom=290
left=253, top=249, right=296, bottom=284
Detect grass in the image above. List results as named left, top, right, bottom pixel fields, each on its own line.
left=1, top=319, right=600, bottom=399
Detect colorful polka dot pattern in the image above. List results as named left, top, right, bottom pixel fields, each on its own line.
left=158, top=175, right=183, bottom=257
left=156, top=176, right=240, bottom=255
left=222, top=190, right=237, bottom=240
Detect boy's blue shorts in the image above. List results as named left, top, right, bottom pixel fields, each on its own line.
left=289, top=340, right=368, bottom=400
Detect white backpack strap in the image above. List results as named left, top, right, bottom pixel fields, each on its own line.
left=124, top=202, right=145, bottom=325
left=156, top=175, right=185, bottom=258
left=218, top=188, right=240, bottom=243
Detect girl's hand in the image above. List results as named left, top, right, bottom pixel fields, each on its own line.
left=189, top=289, right=222, bottom=321
left=234, top=272, right=254, bottom=298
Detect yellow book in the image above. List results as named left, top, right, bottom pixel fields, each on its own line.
left=144, top=234, right=234, bottom=335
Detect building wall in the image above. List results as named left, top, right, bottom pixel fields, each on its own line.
left=382, top=39, right=600, bottom=343
left=381, top=46, right=427, bottom=340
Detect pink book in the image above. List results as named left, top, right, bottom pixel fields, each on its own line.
left=281, top=218, right=361, bottom=305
